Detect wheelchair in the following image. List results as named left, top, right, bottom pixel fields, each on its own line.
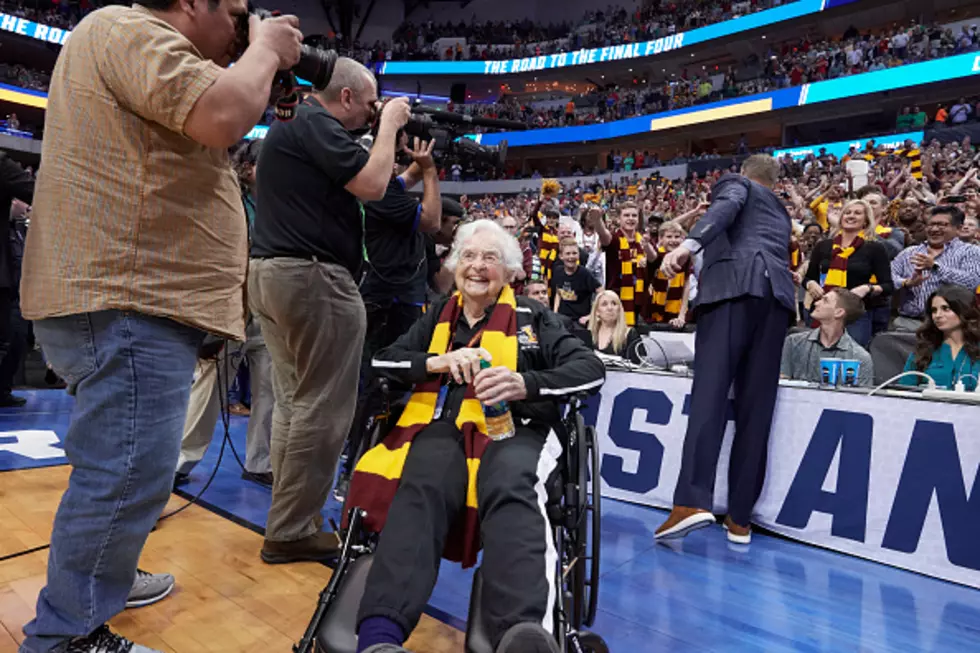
left=294, top=391, right=606, bottom=653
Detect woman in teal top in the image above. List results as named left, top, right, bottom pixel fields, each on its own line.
left=901, top=287, right=980, bottom=390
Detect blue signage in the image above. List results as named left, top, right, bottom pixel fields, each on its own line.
left=378, top=0, right=857, bottom=76
left=0, top=12, right=71, bottom=45
left=773, top=130, right=925, bottom=161
left=9, top=48, right=980, bottom=151
left=468, top=51, right=980, bottom=148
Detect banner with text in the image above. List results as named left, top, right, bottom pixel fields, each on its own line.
left=378, top=0, right=858, bottom=76
left=586, top=372, right=980, bottom=589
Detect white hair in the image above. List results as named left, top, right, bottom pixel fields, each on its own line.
left=558, top=215, right=584, bottom=246
left=446, top=219, right=523, bottom=276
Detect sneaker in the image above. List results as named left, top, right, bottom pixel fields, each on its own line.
left=172, top=472, right=190, bottom=491
left=66, top=624, right=162, bottom=652
left=654, top=506, right=715, bottom=541
left=261, top=531, right=342, bottom=564
left=362, top=646, right=411, bottom=653
left=125, top=569, right=175, bottom=608
left=723, top=515, right=752, bottom=544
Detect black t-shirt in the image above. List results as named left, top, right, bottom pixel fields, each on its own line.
left=360, top=177, right=427, bottom=305
left=551, top=264, right=600, bottom=321
left=251, top=99, right=370, bottom=277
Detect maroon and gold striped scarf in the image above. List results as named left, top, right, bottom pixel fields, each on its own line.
left=613, top=229, right=645, bottom=326
left=539, top=224, right=559, bottom=283
left=789, top=239, right=801, bottom=271
left=824, top=232, right=876, bottom=290
left=647, top=246, right=687, bottom=323
left=345, top=286, right=518, bottom=568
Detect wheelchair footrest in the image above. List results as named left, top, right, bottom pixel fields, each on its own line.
left=314, top=553, right=376, bottom=653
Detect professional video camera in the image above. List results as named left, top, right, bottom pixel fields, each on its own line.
left=237, top=4, right=338, bottom=119
left=401, top=105, right=527, bottom=172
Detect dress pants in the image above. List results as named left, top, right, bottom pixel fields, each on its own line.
left=248, top=258, right=366, bottom=542
left=673, top=288, right=791, bottom=526
left=357, top=422, right=561, bottom=650
left=175, top=318, right=273, bottom=476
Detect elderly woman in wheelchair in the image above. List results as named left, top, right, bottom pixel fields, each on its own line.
left=314, top=219, right=606, bottom=653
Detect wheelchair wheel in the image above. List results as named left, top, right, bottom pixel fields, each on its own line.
left=579, top=631, right=609, bottom=653
left=570, top=412, right=589, bottom=630
left=584, top=425, right=601, bottom=628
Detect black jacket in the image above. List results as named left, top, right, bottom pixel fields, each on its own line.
left=0, top=154, right=34, bottom=289
left=805, top=237, right=894, bottom=306
left=373, top=295, right=605, bottom=436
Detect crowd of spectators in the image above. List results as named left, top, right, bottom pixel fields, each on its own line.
left=363, top=0, right=775, bottom=63
left=457, top=133, right=980, bottom=388
left=446, top=20, right=980, bottom=132
left=0, top=62, right=51, bottom=92
left=0, top=0, right=96, bottom=31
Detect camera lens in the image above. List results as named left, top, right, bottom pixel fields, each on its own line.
left=295, top=46, right=337, bottom=90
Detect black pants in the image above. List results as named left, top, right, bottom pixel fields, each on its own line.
left=0, top=287, right=15, bottom=395
left=673, top=289, right=791, bottom=526
left=344, top=300, right=423, bottom=472
left=357, top=421, right=560, bottom=648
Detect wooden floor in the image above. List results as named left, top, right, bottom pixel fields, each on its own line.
left=0, top=466, right=464, bottom=653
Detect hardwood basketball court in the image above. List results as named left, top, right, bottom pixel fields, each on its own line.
left=0, top=466, right=464, bottom=653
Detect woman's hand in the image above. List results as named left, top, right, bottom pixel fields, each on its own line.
left=851, top=284, right=871, bottom=299
left=669, top=316, right=686, bottom=329
left=426, top=348, right=491, bottom=384
left=474, top=366, right=527, bottom=404
left=806, top=280, right=824, bottom=301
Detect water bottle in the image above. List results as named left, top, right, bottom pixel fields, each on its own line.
left=479, top=359, right=516, bottom=441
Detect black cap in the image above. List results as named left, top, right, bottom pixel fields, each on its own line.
left=442, top=197, right=465, bottom=217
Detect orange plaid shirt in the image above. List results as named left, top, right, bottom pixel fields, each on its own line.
left=20, top=5, right=248, bottom=339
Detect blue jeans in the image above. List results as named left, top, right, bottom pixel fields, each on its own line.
left=21, top=311, right=202, bottom=653
left=846, top=311, right=873, bottom=350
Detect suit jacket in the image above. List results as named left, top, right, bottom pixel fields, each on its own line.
left=0, top=154, right=34, bottom=289
left=685, top=173, right=794, bottom=313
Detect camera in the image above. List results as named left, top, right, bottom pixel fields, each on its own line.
left=237, top=5, right=338, bottom=91
left=399, top=105, right=527, bottom=172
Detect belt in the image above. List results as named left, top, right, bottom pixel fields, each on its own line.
left=252, top=254, right=322, bottom=262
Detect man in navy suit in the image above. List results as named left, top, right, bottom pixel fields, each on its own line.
left=655, top=155, right=794, bottom=545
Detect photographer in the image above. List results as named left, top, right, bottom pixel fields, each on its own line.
left=17, top=1, right=302, bottom=651
left=249, top=57, right=411, bottom=564
left=360, top=134, right=442, bottom=357
left=336, top=133, right=442, bottom=499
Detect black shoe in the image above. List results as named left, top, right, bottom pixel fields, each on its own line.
left=66, top=624, right=162, bottom=652
left=495, top=623, right=560, bottom=653
left=0, top=393, right=26, bottom=407
left=173, top=472, right=190, bottom=490
left=242, top=471, right=273, bottom=487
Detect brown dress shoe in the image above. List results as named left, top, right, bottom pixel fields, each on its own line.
left=723, top=516, right=752, bottom=544
left=261, top=531, right=341, bottom=564
left=654, top=506, right=715, bottom=541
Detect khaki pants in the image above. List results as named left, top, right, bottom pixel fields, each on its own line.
left=248, top=257, right=366, bottom=542
left=176, top=319, right=273, bottom=476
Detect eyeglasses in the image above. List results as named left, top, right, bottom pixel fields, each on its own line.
left=460, top=249, right=502, bottom=265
